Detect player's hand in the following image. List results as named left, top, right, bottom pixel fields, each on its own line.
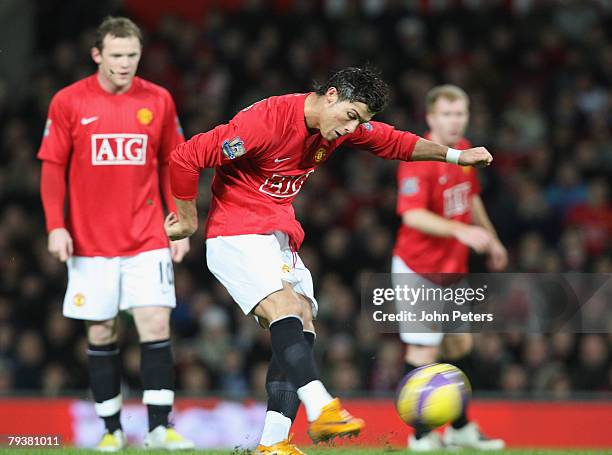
left=48, top=227, right=73, bottom=262
left=453, top=224, right=493, bottom=254
left=486, top=238, right=508, bottom=271
left=170, top=238, right=190, bottom=263
left=458, top=147, right=492, bottom=168
left=164, top=212, right=196, bottom=241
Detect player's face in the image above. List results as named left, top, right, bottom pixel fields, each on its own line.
left=426, top=97, right=469, bottom=146
left=92, top=34, right=142, bottom=91
left=320, top=88, right=373, bottom=141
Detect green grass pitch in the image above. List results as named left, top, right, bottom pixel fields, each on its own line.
left=0, top=449, right=610, bottom=454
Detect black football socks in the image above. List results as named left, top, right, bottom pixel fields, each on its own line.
left=266, top=330, right=316, bottom=420
left=269, top=316, right=319, bottom=389
left=141, top=339, right=175, bottom=432
left=88, top=343, right=122, bottom=433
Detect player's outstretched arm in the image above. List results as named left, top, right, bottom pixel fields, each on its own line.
left=164, top=198, right=198, bottom=241
left=411, top=138, right=492, bottom=167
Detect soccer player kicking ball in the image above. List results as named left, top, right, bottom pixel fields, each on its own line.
left=164, top=68, right=492, bottom=455
left=38, top=17, right=194, bottom=451
left=392, top=85, right=507, bottom=451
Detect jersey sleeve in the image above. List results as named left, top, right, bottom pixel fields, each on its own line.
left=396, top=161, right=432, bottom=215
left=344, top=121, right=419, bottom=161
left=40, top=161, right=67, bottom=231
left=159, top=90, right=185, bottom=164
left=170, top=107, right=271, bottom=200
left=159, top=91, right=185, bottom=212
left=37, top=91, right=73, bottom=164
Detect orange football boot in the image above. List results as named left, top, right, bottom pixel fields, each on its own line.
left=254, top=434, right=306, bottom=455
left=307, top=398, right=365, bottom=443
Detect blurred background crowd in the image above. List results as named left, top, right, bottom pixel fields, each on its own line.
left=0, top=0, right=610, bottom=400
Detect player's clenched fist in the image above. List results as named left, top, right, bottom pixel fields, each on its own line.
left=458, top=147, right=492, bottom=167
left=164, top=212, right=196, bottom=241
left=48, top=227, right=73, bottom=262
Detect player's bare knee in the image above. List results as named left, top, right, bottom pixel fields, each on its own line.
left=405, top=344, right=439, bottom=366
left=87, top=320, right=117, bottom=345
left=256, top=289, right=303, bottom=324
left=300, top=297, right=315, bottom=332
left=134, top=309, right=170, bottom=342
left=270, top=298, right=304, bottom=323
left=441, top=334, right=472, bottom=360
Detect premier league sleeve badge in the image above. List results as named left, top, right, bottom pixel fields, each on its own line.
left=221, top=136, right=246, bottom=160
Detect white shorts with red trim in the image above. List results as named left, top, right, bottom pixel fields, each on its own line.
left=206, top=232, right=318, bottom=318
left=63, top=248, right=176, bottom=321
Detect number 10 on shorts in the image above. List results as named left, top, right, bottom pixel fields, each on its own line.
left=159, top=261, right=174, bottom=291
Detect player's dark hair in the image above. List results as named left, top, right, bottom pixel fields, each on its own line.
left=314, top=67, right=390, bottom=114
left=95, top=16, right=143, bottom=52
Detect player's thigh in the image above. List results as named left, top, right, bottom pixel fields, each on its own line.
left=119, top=248, right=176, bottom=313
left=206, top=233, right=291, bottom=317
left=256, top=238, right=319, bottom=329
left=63, top=256, right=121, bottom=321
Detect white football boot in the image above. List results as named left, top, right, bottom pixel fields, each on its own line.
left=95, top=429, right=127, bottom=452
left=444, top=422, right=505, bottom=450
left=143, top=425, right=195, bottom=450
left=408, top=430, right=444, bottom=451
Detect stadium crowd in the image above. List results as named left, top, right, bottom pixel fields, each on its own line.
left=0, top=0, right=610, bottom=399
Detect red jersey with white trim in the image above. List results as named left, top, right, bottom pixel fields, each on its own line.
left=38, top=75, right=184, bottom=256
left=393, top=135, right=480, bottom=273
left=170, top=93, right=419, bottom=249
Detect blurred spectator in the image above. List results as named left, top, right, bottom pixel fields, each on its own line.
left=572, top=335, right=609, bottom=390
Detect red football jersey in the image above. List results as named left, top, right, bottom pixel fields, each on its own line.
left=38, top=75, right=184, bottom=256
left=392, top=136, right=480, bottom=274
left=171, top=93, right=420, bottom=249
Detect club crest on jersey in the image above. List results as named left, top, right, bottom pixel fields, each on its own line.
left=222, top=137, right=246, bottom=160
left=401, top=177, right=419, bottom=195
left=91, top=134, right=148, bottom=165
left=73, top=293, right=85, bottom=307
left=137, top=108, right=153, bottom=125
left=313, top=147, right=327, bottom=163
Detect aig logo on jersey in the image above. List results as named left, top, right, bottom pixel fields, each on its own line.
left=260, top=171, right=314, bottom=198
left=91, top=134, right=148, bottom=165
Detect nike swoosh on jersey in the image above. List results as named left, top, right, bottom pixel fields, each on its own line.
left=274, top=157, right=291, bottom=162
left=80, top=116, right=99, bottom=125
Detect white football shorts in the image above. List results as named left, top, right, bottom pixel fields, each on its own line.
left=63, top=248, right=176, bottom=321
left=206, top=232, right=318, bottom=319
left=392, top=255, right=444, bottom=346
